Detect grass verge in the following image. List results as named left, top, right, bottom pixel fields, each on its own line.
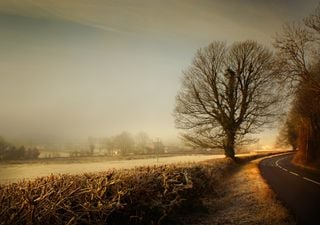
left=173, top=155, right=295, bottom=225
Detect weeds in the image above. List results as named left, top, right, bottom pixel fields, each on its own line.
left=0, top=158, right=235, bottom=225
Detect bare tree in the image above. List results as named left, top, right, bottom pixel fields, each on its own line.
left=273, top=23, right=315, bottom=91
left=135, top=132, right=150, bottom=154
left=273, top=3, right=320, bottom=95
left=174, top=40, right=278, bottom=158
left=275, top=111, right=299, bottom=150
left=305, top=4, right=320, bottom=34
left=304, top=3, right=320, bottom=95
left=274, top=4, right=320, bottom=164
left=114, top=132, right=135, bottom=155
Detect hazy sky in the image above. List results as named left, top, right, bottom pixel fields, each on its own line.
left=0, top=0, right=318, bottom=145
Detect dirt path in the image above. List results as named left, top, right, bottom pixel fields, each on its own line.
left=173, top=157, right=295, bottom=225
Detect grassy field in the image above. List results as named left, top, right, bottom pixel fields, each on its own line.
left=0, top=152, right=289, bottom=225
left=0, top=153, right=187, bottom=165
left=0, top=154, right=225, bottom=184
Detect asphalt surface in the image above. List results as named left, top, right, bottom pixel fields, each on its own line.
left=259, top=153, right=320, bottom=225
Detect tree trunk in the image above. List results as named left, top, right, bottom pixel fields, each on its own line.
left=224, top=132, right=235, bottom=159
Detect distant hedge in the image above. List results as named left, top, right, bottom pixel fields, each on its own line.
left=0, top=137, right=39, bottom=160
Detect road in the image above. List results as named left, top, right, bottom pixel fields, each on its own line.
left=259, top=153, right=320, bottom=225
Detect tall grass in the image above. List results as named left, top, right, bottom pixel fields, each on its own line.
left=0, top=158, right=236, bottom=225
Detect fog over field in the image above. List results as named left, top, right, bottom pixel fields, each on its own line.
left=0, top=0, right=318, bottom=147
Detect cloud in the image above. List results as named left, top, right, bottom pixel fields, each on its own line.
left=0, top=0, right=279, bottom=42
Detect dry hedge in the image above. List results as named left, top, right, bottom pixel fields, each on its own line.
left=0, top=157, right=237, bottom=225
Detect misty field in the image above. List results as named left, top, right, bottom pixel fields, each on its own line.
left=0, top=154, right=224, bottom=184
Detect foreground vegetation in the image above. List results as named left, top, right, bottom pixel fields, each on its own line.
left=0, top=152, right=283, bottom=225
left=0, top=160, right=232, bottom=225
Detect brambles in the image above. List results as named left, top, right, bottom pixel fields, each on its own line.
left=0, top=158, right=235, bottom=225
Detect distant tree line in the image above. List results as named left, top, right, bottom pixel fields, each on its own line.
left=274, top=4, right=320, bottom=165
left=100, top=131, right=165, bottom=156
left=0, top=137, right=40, bottom=160
left=69, top=131, right=165, bottom=157
left=69, top=148, right=94, bottom=157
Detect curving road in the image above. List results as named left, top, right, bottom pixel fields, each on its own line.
left=259, top=153, right=320, bottom=225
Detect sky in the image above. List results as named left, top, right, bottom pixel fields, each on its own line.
left=0, top=0, right=318, bottom=146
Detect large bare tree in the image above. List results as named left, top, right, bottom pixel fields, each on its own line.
left=174, top=40, right=278, bottom=158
